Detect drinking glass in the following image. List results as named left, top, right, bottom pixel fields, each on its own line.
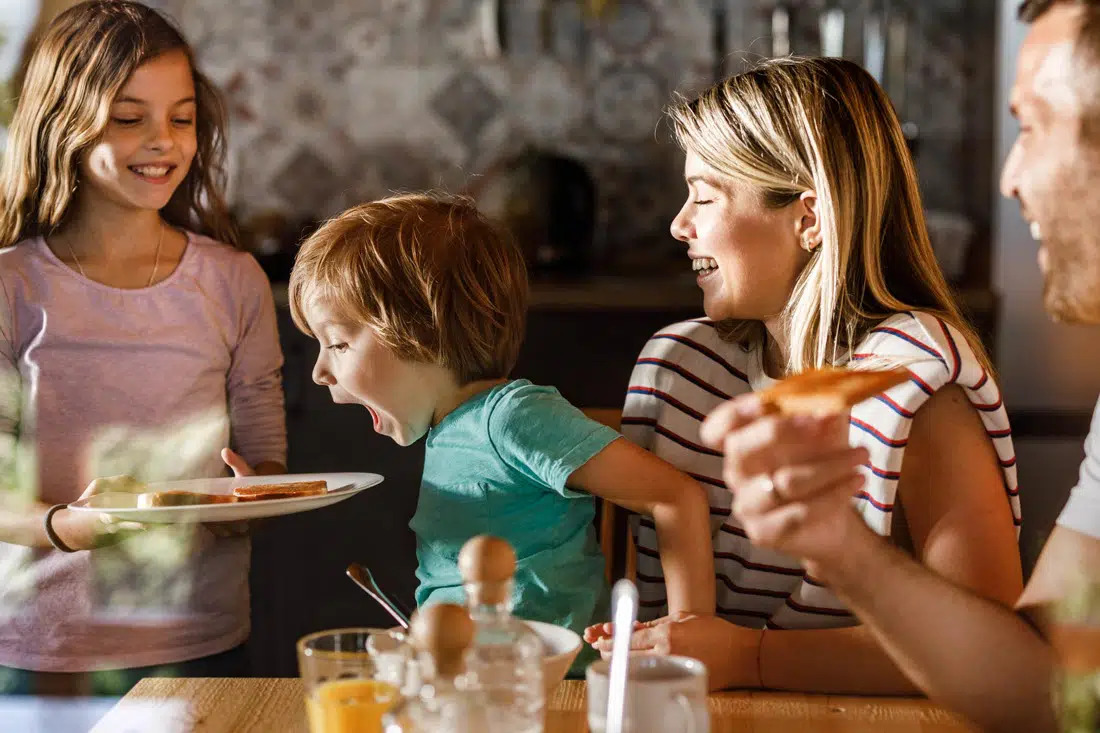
left=297, top=627, right=408, bottom=733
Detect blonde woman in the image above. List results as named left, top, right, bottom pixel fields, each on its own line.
left=584, top=57, right=1023, bottom=694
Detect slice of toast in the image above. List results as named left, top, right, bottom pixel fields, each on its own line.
left=232, top=480, right=328, bottom=501
left=758, top=367, right=910, bottom=416
left=136, top=490, right=238, bottom=508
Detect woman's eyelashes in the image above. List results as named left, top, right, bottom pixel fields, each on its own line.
left=326, top=343, right=349, bottom=353
left=109, top=116, right=194, bottom=127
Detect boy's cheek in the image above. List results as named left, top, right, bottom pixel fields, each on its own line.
left=328, top=385, right=355, bottom=403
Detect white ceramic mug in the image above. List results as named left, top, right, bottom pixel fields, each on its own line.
left=586, top=655, right=709, bottom=733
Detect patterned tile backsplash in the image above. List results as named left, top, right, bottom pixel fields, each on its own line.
left=149, top=0, right=995, bottom=269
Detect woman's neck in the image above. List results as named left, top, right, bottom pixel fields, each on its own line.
left=762, top=316, right=790, bottom=379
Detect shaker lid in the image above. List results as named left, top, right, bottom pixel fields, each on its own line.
left=410, top=603, right=474, bottom=678
left=458, top=535, right=516, bottom=584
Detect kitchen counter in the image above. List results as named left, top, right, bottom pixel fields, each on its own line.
left=271, top=275, right=996, bottom=318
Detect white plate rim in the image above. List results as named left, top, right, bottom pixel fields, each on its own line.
left=66, top=472, right=384, bottom=517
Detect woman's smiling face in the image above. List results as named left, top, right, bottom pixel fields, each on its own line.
left=670, top=150, right=811, bottom=322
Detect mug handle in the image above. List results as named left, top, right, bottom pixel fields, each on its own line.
left=673, top=692, right=702, bottom=733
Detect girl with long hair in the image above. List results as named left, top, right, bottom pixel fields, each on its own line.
left=0, top=1, right=285, bottom=695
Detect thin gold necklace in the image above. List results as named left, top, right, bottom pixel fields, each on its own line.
left=62, top=223, right=165, bottom=287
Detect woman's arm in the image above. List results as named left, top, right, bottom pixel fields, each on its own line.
left=606, top=385, right=1025, bottom=695
left=568, top=438, right=716, bottom=616
left=756, top=385, right=1022, bottom=693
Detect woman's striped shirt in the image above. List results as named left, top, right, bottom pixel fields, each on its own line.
left=622, top=311, right=1020, bottom=629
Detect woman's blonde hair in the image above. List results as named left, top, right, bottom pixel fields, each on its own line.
left=289, top=193, right=529, bottom=385
left=0, top=0, right=234, bottom=248
left=668, top=57, right=992, bottom=375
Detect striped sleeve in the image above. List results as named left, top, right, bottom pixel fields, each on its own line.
left=850, top=311, right=1020, bottom=534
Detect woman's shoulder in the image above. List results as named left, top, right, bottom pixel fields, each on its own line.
left=855, top=311, right=988, bottom=388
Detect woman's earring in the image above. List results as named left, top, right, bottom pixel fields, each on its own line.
left=802, top=233, right=820, bottom=252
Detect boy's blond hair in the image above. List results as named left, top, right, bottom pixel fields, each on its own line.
left=289, top=193, right=529, bottom=385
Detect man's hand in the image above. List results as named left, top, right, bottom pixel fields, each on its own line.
left=700, top=394, right=870, bottom=569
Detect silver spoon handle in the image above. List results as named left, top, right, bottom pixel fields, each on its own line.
left=607, top=579, right=639, bottom=733
left=346, top=563, right=411, bottom=629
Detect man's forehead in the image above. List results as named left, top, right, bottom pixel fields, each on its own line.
left=1014, top=4, right=1084, bottom=114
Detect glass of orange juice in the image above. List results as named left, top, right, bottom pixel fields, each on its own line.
left=297, top=628, right=408, bottom=733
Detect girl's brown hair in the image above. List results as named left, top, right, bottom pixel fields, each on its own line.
left=0, top=0, right=235, bottom=247
left=669, top=57, right=992, bottom=376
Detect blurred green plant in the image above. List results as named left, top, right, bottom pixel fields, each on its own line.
left=0, top=25, right=13, bottom=128
left=583, top=0, right=615, bottom=19
left=1053, top=576, right=1100, bottom=733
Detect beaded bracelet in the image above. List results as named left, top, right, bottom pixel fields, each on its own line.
left=44, top=503, right=78, bottom=553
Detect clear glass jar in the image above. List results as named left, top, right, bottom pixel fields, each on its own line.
left=464, top=580, right=545, bottom=733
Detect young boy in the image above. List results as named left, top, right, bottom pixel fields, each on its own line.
left=288, top=193, right=715, bottom=647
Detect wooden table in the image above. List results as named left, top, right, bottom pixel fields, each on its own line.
left=91, top=678, right=976, bottom=732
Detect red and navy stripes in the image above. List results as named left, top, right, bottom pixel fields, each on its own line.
left=635, top=358, right=733, bottom=401
left=651, top=333, right=749, bottom=383
left=622, top=313, right=1020, bottom=629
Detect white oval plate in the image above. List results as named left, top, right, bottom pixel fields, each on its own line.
left=67, top=472, right=384, bottom=524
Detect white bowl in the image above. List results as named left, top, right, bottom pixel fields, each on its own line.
left=525, top=620, right=582, bottom=695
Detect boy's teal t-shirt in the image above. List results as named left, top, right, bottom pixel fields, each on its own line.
left=411, top=379, right=615, bottom=643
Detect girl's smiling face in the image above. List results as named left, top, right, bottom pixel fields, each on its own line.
left=80, top=49, right=198, bottom=213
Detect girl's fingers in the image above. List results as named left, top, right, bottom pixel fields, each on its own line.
left=221, top=448, right=255, bottom=478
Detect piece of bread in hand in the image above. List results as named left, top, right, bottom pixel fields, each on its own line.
left=137, top=490, right=238, bottom=508
left=232, top=480, right=328, bottom=501
left=758, top=367, right=910, bottom=416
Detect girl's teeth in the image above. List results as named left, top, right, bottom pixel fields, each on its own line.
left=692, top=257, right=719, bottom=272
left=1030, top=221, right=1042, bottom=241
left=134, top=166, right=170, bottom=177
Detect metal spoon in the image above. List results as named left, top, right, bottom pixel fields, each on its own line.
left=606, top=578, right=639, bottom=733
left=346, top=563, right=411, bottom=630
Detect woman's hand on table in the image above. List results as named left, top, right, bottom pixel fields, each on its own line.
left=699, top=394, right=870, bottom=571
left=584, top=613, right=762, bottom=691
left=53, top=475, right=148, bottom=550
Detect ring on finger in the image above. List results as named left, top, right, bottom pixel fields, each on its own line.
left=761, top=473, right=783, bottom=501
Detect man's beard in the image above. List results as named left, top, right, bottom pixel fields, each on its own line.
left=1040, top=145, right=1100, bottom=325
left=1042, top=228, right=1100, bottom=324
